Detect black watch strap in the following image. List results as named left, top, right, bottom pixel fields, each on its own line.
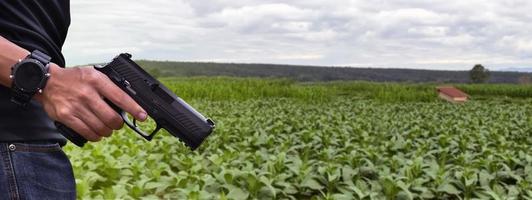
left=31, top=50, right=51, bottom=65
left=10, top=86, right=33, bottom=107
left=10, top=50, right=51, bottom=107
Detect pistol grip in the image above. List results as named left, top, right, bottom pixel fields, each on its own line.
left=55, top=121, right=87, bottom=147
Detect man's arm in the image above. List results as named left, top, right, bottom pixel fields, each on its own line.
left=0, top=36, right=29, bottom=86
left=0, top=36, right=147, bottom=142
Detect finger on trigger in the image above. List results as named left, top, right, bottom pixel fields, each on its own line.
left=96, top=73, right=147, bottom=121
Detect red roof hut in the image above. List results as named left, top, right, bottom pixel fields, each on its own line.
left=437, top=86, right=469, bottom=103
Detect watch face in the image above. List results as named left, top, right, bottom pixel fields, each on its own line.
left=14, top=60, right=45, bottom=92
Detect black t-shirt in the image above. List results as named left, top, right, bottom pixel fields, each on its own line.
left=0, top=0, right=70, bottom=143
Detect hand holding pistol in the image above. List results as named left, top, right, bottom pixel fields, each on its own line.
left=54, top=53, right=214, bottom=150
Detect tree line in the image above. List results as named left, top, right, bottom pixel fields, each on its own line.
left=137, top=60, right=532, bottom=84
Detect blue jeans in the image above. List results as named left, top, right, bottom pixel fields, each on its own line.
left=0, top=142, right=76, bottom=200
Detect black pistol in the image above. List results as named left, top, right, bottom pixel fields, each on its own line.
left=55, top=53, right=215, bottom=150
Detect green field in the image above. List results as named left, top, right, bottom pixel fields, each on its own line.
left=64, top=77, right=532, bottom=199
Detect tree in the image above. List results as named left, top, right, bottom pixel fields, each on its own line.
left=469, top=64, right=490, bottom=83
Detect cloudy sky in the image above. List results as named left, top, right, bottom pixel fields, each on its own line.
left=63, top=0, right=532, bottom=70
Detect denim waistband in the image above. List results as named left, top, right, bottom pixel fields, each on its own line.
left=0, top=142, right=62, bottom=153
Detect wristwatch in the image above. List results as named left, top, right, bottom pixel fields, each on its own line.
left=9, top=50, right=52, bottom=107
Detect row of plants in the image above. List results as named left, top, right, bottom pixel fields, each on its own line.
left=65, top=80, right=531, bottom=199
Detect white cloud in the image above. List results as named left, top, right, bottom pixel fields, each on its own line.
left=62, top=0, right=532, bottom=70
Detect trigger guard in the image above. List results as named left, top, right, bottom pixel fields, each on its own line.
left=119, top=111, right=154, bottom=140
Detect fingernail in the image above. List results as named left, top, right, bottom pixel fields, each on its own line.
left=138, top=112, right=147, bottom=121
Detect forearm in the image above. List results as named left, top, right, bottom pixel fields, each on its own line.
left=0, top=36, right=31, bottom=87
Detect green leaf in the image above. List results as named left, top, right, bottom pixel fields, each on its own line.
left=437, top=183, right=460, bottom=195
left=144, top=181, right=169, bottom=190
left=226, top=185, right=249, bottom=200
left=301, top=177, right=324, bottom=190
left=75, top=180, right=90, bottom=198
left=259, top=176, right=277, bottom=199
left=111, top=185, right=129, bottom=199
left=478, top=170, right=494, bottom=187
left=483, top=189, right=502, bottom=200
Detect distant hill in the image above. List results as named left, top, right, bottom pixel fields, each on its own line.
left=136, top=60, right=532, bottom=83
left=499, top=67, right=532, bottom=73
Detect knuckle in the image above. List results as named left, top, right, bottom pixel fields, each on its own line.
left=110, top=115, right=124, bottom=130
left=93, top=121, right=113, bottom=137
left=79, top=68, right=90, bottom=81
left=95, top=123, right=108, bottom=134
left=78, top=87, right=93, bottom=100
left=81, top=68, right=101, bottom=84
left=99, top=105, right=123, bottom=130
left=55, top=107, right=71, bottom=119
left=91, top=73, right=103, bottom=84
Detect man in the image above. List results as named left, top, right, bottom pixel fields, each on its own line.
left=0, top=1, right=147, bottom=199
